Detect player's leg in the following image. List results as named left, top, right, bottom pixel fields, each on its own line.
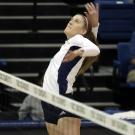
left=45, top=122, right=59, bottom=135
left=57, top=117, right=81, bottom=135
left=41, top=101, right=62, bottom=135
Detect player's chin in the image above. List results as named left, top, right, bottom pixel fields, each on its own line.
left=64, top=27, right=68, bottom=33
left=64, top=28, right=70, bottom=36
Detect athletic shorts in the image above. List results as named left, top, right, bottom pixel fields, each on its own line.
left=41, top=93, right=79, bottom=124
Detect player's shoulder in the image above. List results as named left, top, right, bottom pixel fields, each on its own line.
left=70, top=34, right=84, bottom=40
left=68, top=34, right=88, bottom=45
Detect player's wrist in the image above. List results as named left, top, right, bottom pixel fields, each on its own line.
left=77, top=48, right=84, bottom=57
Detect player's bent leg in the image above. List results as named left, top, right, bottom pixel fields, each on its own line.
left=57, top=117, right=81, bottom=135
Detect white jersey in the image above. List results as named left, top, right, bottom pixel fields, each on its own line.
left=43, top=34, right=100, bottom=94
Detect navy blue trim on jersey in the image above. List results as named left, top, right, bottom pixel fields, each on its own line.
left=58, top=46, right=81, bottom=95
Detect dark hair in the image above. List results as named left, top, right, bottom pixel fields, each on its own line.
left=77, top=14, right=99, bottom=75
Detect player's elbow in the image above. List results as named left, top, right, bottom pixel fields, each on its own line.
left=95, top=48, right=100, bottom=56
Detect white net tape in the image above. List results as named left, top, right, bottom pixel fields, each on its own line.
left=0, top=70, right=135, bottom=135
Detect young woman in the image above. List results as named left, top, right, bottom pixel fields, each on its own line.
left=42, top=2, right=100, bottom=135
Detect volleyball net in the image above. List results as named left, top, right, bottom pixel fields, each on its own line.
left=0, top=69, right=135, bottom=135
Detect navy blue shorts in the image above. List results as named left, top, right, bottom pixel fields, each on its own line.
left=41, top=93, right=79, bottom=124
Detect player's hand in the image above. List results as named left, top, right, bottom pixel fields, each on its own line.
left=84, top=2, right=99, bottom=27
left=63, top=49, right=84, bottom=62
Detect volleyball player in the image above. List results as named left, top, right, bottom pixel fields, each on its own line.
left=41, top=2, right=100, bottom=135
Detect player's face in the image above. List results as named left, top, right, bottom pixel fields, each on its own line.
left=64, top=14, right=87, bottom=39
